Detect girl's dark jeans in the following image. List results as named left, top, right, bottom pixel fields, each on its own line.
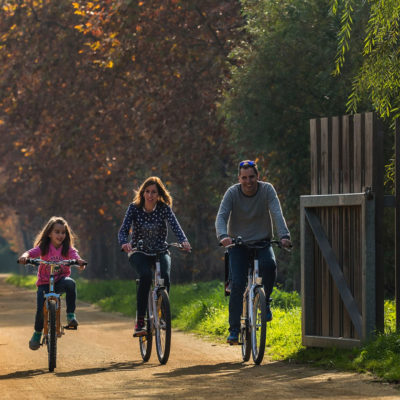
left=228, top=244, right=277, bottom=332
left=34, top=277, right=77, bottom=332
left=129, top=251, right=171, bottom=317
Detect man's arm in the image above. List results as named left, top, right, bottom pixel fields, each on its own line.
left=266, top=184, right=290, bottom=240
left=215, top=189, right=233, bottom=241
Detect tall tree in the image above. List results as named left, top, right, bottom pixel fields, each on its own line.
left=0, top=0, right=243, bottom=280
left=221, top=0, right=361, bottom=289
left=332, top=0, right=400, bottom=120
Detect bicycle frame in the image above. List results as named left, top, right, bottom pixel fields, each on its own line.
left=43, top=263, right=63, bottom=340
left=129, top=241, right=185, bottom=364
left=242, top=247, right=264, bottom=339
left=146, top=252, right=166, bottom=335
left=19, top=258, right=85, bottom=372
left=223, top=237, right=290, bottom=363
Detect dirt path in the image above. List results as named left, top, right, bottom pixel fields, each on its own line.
left=0, top=276, right=399, bottom=400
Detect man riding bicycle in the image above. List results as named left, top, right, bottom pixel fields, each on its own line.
left=215, top=160, right=291, bottom=344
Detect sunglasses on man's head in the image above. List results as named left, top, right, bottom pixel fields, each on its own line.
left=239, top=160, right=256, bottom=167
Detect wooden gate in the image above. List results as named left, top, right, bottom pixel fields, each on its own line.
left=300, top=112, right=384, bottom=347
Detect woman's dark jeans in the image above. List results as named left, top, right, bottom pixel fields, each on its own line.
left=129, top=251, right=171, bottom=317
left=34, top=277, right=77, bottom=332
left=228, top=244, right=276, bottom=332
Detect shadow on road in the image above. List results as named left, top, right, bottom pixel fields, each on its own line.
left=0, top=369, right=47, bottom=379
left=55, top=360, right=157, bottom=377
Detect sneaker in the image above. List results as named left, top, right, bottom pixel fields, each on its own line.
left=29, top=331, right=42, bottom=350
left=227, top=330, right=239, bottom=344
left=133, top=317, right=146, bottom=337
left=266, top=305, right=273, bottom=322
left=67, top=313, right=79, bottom=329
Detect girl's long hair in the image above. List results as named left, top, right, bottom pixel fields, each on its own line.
left=132, top=176, right=172, bottom=208
left=33, top=216, right=75, bottom=257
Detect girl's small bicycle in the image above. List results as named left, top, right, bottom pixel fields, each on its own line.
left=129, top=241, right=185, bottom=365
left=18, top=258, right=86, bottom=372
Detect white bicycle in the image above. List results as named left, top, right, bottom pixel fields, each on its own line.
left=129, top=241, right=185, bottom=364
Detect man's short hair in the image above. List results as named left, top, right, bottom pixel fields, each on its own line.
left=238, top=160, right=259, bottom=175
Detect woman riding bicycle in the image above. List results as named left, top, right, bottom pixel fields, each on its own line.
left=118, top=176, right=191, bottom=337
left=215, top=160, right=291, bottom=344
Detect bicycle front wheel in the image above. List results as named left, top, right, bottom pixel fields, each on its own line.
left=251, top=287, right=267, bottom=365
left=155, top=289, right=171, bottom=364
left=47, top=300, right=57, bottom=372
left=139, top=308, right=153, bottom=362
left=241, top=294, right=251, bottom=362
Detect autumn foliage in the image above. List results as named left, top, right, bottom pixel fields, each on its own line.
left=0, top=0, right=243, bottom=279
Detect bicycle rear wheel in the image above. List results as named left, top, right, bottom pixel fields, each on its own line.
left=47, top=300, right=57, bottom=372
left=155, top=289, right=171, bottom=364
left=139, top=308, right=152, bottom=362
left=251, top=287, right=267, bottom=365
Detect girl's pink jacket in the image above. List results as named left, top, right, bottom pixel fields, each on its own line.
left=28, top=243, right=80, bottom=286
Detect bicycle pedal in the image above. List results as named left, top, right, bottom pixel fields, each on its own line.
left=63, top=325, right=78, bottom=330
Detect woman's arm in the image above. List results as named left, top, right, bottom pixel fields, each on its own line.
left=165, top=206, right=187, bottom=244
left=118, top=204, right=134, bottom=247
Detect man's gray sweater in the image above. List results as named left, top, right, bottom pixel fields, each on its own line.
left=215, top=182, right=290, bottom=243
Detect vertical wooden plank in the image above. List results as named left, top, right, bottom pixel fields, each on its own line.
left=364, top=112, right=374, bottom=188
left=301, top=199, right=316, bottom=340
left=372, top=113, right=384, bottom=332
left=339, top=205, right=344, bottom=337
left=321, top=118, right=331, bottom=194
left=350, top=206, right=355, bottom=338
left=342, top=115, right=354, bottom=193
left=353, top=113, right=365, bottom=192
left=310, top=118, right=322, bottom=335
left=331, top=117, right=342, bottom=337
left=342, top=206, right=353, bottom=338
left=364, top=112, right=376, bottom=336
left=343, top=114, right=356, bottom=338
left=363, top=193, right=376, bottom=339
left=314, top=218, right=322, bottom=336
left=310, top=119, right=321, bottom=195
left=320, top=118, right=331, bottom=336
left=353, top=205, right=362, bottom=339
left=332, top=116, right=342, bottom=194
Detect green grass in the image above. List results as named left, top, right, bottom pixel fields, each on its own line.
left=5, top=275, right=400, bottom=383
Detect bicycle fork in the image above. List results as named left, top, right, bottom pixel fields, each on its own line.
left=42, top=274, right=63, bottom=343
left=247, top=257, right=263, bottom=329
left=147, top=258, right=165, bottom=332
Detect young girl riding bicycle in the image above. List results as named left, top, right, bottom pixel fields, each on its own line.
left=18, top=216, right=87, bottom=350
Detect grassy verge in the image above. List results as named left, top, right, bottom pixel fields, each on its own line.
left=5, top=275, right=400, bottom=383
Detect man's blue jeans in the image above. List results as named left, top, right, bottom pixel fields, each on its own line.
left=35, top=277, right=77, bottom=332
left=228, top=244, right=276, bottom=332
left=129, top=251, right=171, bottom=317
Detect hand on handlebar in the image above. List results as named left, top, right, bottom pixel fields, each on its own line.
left=121, top=243, right=133, bottom=253
left=280, top=238, right=292, bottom=249
left=220, top=237, right=233, bottom=247
left=181, top=240, right=192, bottom=252
left=77, top=259, right=87, bottom=271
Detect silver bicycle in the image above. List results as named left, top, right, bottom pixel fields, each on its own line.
left=224, top=238, right=288, bottom=364
left=129, top=241, right=185, bottom=364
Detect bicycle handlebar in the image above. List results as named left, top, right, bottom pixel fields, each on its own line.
left=17, top=258, right=88, bottom=267
left=220, top=237, right=292, bottom=251
left=130, top=241, right=188, bottom=256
